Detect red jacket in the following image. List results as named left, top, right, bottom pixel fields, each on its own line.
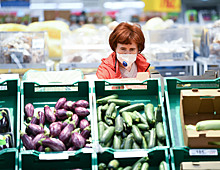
left=96, top=52, right=150, bottom=79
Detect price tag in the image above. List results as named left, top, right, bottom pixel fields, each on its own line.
left=39, top=153, right=69, bottom=160
left=189, top=149, right=218, bottom=156
left=32, top=39, right=45, bottom=49
left=114, top=151, right=148, bottom=158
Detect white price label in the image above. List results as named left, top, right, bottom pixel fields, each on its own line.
left=189, top=149, right=218, bottom=156
left=32, top=39, right=44, bottom=49
left=114, top=151, right=148, bottom=158
left=39, top=153, right=69, bottom=160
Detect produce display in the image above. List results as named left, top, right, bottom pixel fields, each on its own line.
left=20, top=98, right=91, bottom=152
left=98, top=157, right=167, bottom=170
left=96, top=94, right=166, bottom=149
left=0, top=108, right=13, bottom=150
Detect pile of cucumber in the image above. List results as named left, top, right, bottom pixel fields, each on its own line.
left=98, top=157, right=167, bottom=170
left=96, top=94, right=166, bottom=149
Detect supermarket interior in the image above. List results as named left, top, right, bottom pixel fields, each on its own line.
left=1, top=0, right=220, bottom=170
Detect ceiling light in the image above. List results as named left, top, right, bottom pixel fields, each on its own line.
left=104, top=1, right=145, bottom=9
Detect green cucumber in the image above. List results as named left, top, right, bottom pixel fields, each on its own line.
left=101, top=103, right=109, bottom=112
left=133, top=162, right=142, bottom=170
left=159, top=161, right=167, bottom=170
left=148, top=128, right=156, bottom=149
left=106, top=102, right=116, bottom=118
left=97, top=105, right=103, bottom=122
left=141, top=162, right=149, bottom=170
left=155, top=104, right=162, bottom=122
left=115, top=115, right=124, bottom=134
left=103, top=122, right=109, bottom=129
left=104, top=115, right=113, bottom=126
left=157, top=139, right=165, bottom=146
left=122, top=112, right=133, bottom=127
left=132, top=125, right=143, bottom=145
left=119, top=103, right=145, bottom=114
left=144, top=103, right=156, bottom=125
left=137, top=123, right=149, bottom=131
left=111, top=107, right=117, bottom=119
left=105, top=138, right=113, bottom=147
left=121, top=137, right=126, bottom=149
left=123, top=166, right=132, bottom=170
left=98, top=163, right=106, bottom=170
left=97, top=94, right=119, bottom=105
left=118, top=167, right=123, bottom=170
left=127, top=111, right=140, bottom=123
left=132, top=157, right=149, bottom=170
left=156, top=122, right=166, bottom=141
left=98, top=121, right=105, bottom=140
left=133, top=111, right=149, bottom=125
left=132, top=141, right=141, bottom=149
left=196, top=120, right=220, bottom=131
left=108, top=98, right=131, bottom=107
left=100, top=126, right=115, bottom=145
left=142, top=136, right=148, bottom=149
left=108, top=159, right=119, bottom=169
left=144, top=131, right=150, bottom=144
left=124, top=133, right=134, bottom=149
left=113, top=135, right=122, bottom=149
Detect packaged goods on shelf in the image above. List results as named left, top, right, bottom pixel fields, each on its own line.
left=143, top=27, right=193, bottom=61
left=0, top=31, right=48, bottom=64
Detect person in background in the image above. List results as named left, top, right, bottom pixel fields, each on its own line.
left=96, top=22, right=150, bottom=79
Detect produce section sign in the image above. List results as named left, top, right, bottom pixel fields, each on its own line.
left=1, top=0, right=30, bottom=7
left=143, top=0, right=181, bottom=13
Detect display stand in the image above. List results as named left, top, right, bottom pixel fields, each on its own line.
left=196, top=57, right=220, bottom=75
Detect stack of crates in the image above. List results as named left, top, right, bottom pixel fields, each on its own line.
left=164, top=77, right=220, bottom=170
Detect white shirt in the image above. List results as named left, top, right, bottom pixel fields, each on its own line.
left=119, top=63, right=137, bottom=78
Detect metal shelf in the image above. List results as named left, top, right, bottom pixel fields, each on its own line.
left=196, top=57, right=220, bottom=75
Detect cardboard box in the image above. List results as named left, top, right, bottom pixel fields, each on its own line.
left=180, top=89, right=220, bottom=148
left=181, top=161, right=220, bottom=170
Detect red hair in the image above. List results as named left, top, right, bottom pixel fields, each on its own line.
left=109, top=22, right=145, bottom=53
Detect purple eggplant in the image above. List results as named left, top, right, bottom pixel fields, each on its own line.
left=81, top=125, right=91, bottom=139
left=0, top=110, right=10, bottom=133
left=55, top=109, right=73, bottom=120
left=49, top=121, right=63, bottom=137
left=75, top=107, right=90, bottom=117
left=71, top=132, right=86, bottom=149
left=63, top=101, right=75, bottom=111
left=38, top=111, right=45, bottom=128
left=40, top=137, right=66, bottom=151
left=24, top=103, right=34, bottom=122
left=67, top=146, right=77, bottom=151
left=30, top=112, right=39, bottom=125
left=62, top=117, right=71, bottom=129
left=74, top=100, right=89, bottom=108
left=71, top=114, right=79, bottom=127
left=44, top=105, right=56, bottom=123
left=79, top=119, right=90, bottom=131
left=37, top=145, right=45, bottom=152
left=65, top=135, right=73, bottom=148
left=20, top=132, right=35, bottom=150
left=59, top=121, right=76, bottom=144
left=55, top=97, right=67, bottom=110
left=24, top=123, right=44, bottom=136
left=33, top=133, right=47, bottom=148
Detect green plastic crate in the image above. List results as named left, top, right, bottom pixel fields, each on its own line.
left=19, top=80, right=95, bottom=170
left=164, top=77, right=220, bottom=147
left=93, top=78, right=170, bottom=150
left=0, top=75, right=20, bottom=170
left=96, top=147, right=170, bottom=170
left=171, top=147, right=220, bottom=170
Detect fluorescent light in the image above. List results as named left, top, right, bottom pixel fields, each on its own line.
left=30, top=3, right=57, bottom=9
left=58, top=3, right=83, bottom=9
left=104, top=1, right=145, bottom=9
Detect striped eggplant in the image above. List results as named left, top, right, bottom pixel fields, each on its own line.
left=24, top=103, right=34, bottom=122
left=61, top=117, right=71, bottom=129
left=38, top=111, right=45, bottom=128
left=71, top=132, right=86, bottom=149
left=30, top=112, right=39, bottom=125
left=75, top=107, right=90, bottom=117
left=40, top=137, right=66, bottom=151
left=74, top=100, right=89, bottom=108
left=20, top=132, right=35, bottom=150
left=37, top=145, right=44, bottom=152
left=63, top=101, right=75, bottom=111
left=71, top=114, right=79, bottom=127
left=55, top=109, right=73, bottom=120
left=49, top=121, right=63, bottom=137
left=44, top=105, right=56, bottom=123
left=79, top=119, right=90, bottom=131
left=55, top=97, right=67, bottom=110
left=81, top=125, right=91, bottom=139
left=33, top=133, right=47, bottom=148
left=59, top=121, right=76, bottom=144
left=24, top=123, right=44, bottom=136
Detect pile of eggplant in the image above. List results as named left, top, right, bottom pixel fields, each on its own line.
left=96, top=94, right=166, bottom=149
left=98, top=157, right=167, bottom=170
left=0, top=108, right=13, bottom=150
left=20, top=98, right=91, bottom=152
